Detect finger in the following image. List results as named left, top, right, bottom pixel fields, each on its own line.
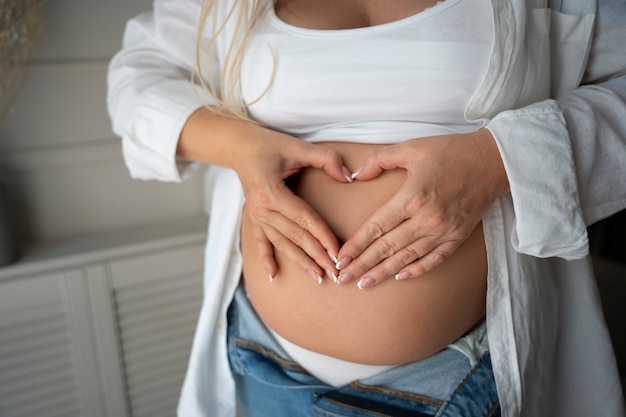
left=259, top=207, right=338, bottom=273
left=296, top=143, right=354, bottom=183
left=338, top=222, right=432, bottom=285
left=395, top=241, right=462, bottom=280
left=252, top=224, right=278, bottom=282
left=262, top=223, right=327, bottom=285
left=263, top=188, right=341, bottom=265
left=336, top=186, right=412, bottom=267
left=364, top=239, right=459, bottom=288
left=351, top=144, right=409, bottom=181
left=247, top=183, right=340, bottom=271
left=350, top=238, right=461, bottom=289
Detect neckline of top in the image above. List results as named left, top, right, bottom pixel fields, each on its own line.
left=268, top=0, right=462, bottom=37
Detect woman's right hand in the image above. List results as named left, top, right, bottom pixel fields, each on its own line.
left=178, top=108, right=351, bottom=282
left=234, top=127, right=352, bottom=283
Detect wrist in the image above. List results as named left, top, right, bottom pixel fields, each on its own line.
left=177, top=106, right=264, bottom=170
left=472, top=129, right=510, bottom=197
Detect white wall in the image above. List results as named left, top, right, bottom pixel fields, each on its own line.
left=0, top=0, right=205, bottom=247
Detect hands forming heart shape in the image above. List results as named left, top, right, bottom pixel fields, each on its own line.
left=239, top=128, right=508, bottom=290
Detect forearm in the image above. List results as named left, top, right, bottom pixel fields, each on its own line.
left=177, top=106, right=265, bottom=170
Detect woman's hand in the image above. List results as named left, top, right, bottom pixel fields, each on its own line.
left=178, top=108, right=350, bottom=283
left=232, top=127, right=352, bottom=283
left=335, top=129, right=509, bottom=289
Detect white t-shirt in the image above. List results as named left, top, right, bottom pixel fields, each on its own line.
left=241, top=0, right=491, bottom=143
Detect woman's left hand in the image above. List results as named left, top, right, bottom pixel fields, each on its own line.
left=335, top=129, right=509, bottom=289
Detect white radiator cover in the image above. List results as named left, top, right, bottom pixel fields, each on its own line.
left=0, top=217, right=207, bottom=417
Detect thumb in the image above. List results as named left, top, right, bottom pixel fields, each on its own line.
left=302, top=143, right=353, bottom=183
left=352, top=146, right=404, bottom=181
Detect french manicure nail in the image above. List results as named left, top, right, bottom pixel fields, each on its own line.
left=351, top=166, right=363, bottom=179
left=337, top=273, right=354, bottom=284
left=266, top=268, right=275, bottom=283
left=357, top=277, right=376, bottom=289
left=327, top=249, right=338, bottom=264
left=395, top=272, right=411, bottom=281
left=327, top=269, right=339, bottom=284
left=308, top=269, right=323, bottom=284
left=342, top=166, right=354, bottom=183
left=335, top=256, right=352, bottom=270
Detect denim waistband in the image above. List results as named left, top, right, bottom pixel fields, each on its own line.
left=229, top=285, right=491, bottom=397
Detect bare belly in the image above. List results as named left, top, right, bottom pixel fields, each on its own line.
left=241, top=142, right=487, bottom=365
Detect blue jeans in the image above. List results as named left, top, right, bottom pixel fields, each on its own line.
left=227, top=287, right=501, bottom=417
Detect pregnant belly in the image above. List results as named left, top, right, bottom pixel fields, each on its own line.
left=241, top=142, right=487, bottom=365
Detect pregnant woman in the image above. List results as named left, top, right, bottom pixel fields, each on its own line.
left=107, top=0, right=626, bottom=416
left=241, top=0, right=492, bottom=368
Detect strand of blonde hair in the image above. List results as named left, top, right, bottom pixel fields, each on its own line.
left=194, top=0, right=275, bottom=121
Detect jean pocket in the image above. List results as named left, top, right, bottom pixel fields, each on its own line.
left=436, top=353, right=500, bottom=417
left=312, top=384, right=440, bottom=417
left=234, top=338, right=308, bottom=374
left=230, top=337, right=328, bottom=389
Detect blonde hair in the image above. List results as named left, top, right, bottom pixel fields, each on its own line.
left=194, top=0, right=275, bottom=119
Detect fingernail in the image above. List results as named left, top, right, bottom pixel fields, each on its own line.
left=337, top=273, right=354, bottom=284
left=327, top=269, right=339, bottom=284
left=351, top=166, right=363, bottom=179
left=327, top=249, right=338, bottom=264
left=341, top=166, right=354, bottom=183
left=357, top=277, right=376, bottom=289
left=268, top=273, right=275, bottom=283
left=335, top=256, right=352, bottom=270
left=309, top=269, right=323, bottom=285
left=395, top=272, right=411, bottom=281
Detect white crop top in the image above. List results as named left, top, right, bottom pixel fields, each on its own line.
left=240, top=0, right=494, bottom=387
left=241, top=0, right=493, bottom=143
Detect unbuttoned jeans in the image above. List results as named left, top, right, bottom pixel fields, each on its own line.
left=227, top=286, right=501, bottom=417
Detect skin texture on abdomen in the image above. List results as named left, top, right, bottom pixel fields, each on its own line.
left=241, top=142, right=488, bottom=365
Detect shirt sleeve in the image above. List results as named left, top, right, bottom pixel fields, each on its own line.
left=106, top=0, right=217, bottom=182
left=486, top=1, right=626, bottom=260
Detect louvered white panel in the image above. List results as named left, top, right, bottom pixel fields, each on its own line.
left=111, top=246, right=204, bottom=417
left=0, top=276, right=83, bottom=417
